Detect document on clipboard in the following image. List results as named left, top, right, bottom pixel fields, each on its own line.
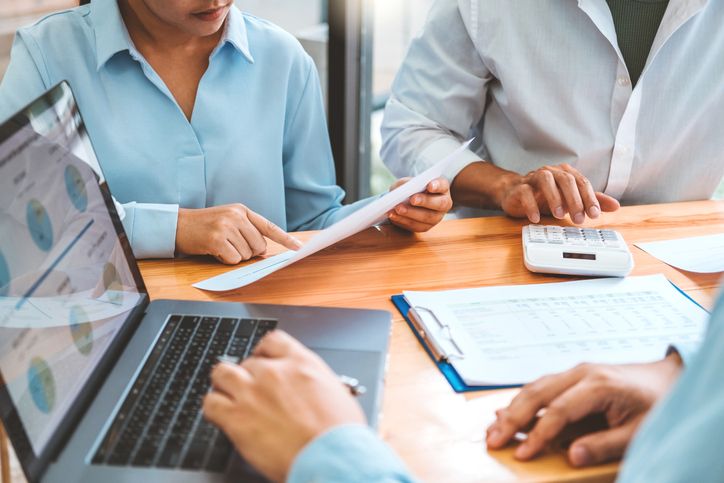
left=399, top=275, right=708, bottom=388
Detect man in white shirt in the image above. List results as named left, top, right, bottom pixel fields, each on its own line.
left=381, top=0, right=724, bottom=223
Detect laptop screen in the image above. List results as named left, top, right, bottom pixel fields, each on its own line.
left=0, top=83, right=146, bottom=461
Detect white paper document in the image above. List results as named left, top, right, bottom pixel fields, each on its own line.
left=403, top=275, right=708, bottom=387
left=194, top=139, right=474, bottom=291
left=636, top=233, right=724, bottom=273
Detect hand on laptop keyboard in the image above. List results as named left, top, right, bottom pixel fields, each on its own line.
left=204, top=330, right=365, bottom=482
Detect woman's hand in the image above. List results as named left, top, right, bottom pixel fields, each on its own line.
left=498, top=164, right=620, bottom=224
left=176, top=204, right=303, bottom=264
left=486, top=354, right=682, bottom=467
left=203, top=331, right=365, bottom=483
left=388, top=177, right=453, bottom=232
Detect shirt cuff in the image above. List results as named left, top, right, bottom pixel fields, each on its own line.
left=287, top=424, right=416, bottom=483
left=417, top=136, right=482, bottom=181
left=666, top=342, right=701, bottom=367
left=120, top=202, right=179, bottom=259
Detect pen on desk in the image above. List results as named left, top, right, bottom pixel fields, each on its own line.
left=216, top=356, right=366, bottom=397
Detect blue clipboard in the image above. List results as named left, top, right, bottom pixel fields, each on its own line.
left=391, top=294, right=521, bottom=393
left=392, top=280, right=708, bottom=394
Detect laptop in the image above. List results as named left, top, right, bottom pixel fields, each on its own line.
left=0, top=82, right=391, bottom=483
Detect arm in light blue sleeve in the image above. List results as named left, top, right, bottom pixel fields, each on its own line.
left=617, top=293, right=724, bottom=482
left=287, top=425, right=417, bottom=483
left=282, top=57, right=378, bottom=231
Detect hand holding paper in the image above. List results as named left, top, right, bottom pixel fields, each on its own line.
left=193, top=139, right=474, bottom=291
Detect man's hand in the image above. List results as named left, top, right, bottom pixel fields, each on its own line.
left=498, top=164, right=620, bottom=224
left=486, top=354, right=682, bottom=467
left=203, top=331, right=365, bottom=483
left=176, top=204, right=303, bottom=264
left=388, top=177, right=453, bottom=232
left=450, top=162, right=620, bottom=224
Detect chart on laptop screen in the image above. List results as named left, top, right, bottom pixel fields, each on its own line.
left=0, top=108, right=142, bottom=454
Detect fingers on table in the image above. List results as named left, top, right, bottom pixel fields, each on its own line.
left=568, top=422, right=638, bottom=467
left=486, top=367, right=587, bottom=449
left=514, top=380, right=605, bottom=460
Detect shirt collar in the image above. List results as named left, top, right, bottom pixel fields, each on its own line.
left=222, top=5, right=254, bottom=63
left=91, top=1, right=254, bottom=70
left=92, top=0, right=135, bottom=71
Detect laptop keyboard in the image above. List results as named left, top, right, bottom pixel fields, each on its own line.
left=92, top=315, right=278, bottom=472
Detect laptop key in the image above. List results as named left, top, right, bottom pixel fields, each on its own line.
left=234, top=318, right=255, bottom=337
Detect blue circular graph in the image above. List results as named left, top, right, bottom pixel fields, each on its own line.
left=26, top=199, right=54, bottom=252
left=64, top=164, right=88, bottom=212
left=69, top=305, right=93, bottom=356
left=27, top=357, right=56, bottom=414
left=0, top=251, right=9, bottom=297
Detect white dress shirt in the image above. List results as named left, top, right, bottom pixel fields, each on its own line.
left=381, top=0, right=724, bottom=207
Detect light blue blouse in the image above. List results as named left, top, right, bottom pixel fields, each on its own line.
left=0, top=0, right=370, bottom=259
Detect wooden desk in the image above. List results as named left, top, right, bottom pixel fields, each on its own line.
left=132, top=200, right=723, bottom=482
left=7, top=201, right=724, bottom=482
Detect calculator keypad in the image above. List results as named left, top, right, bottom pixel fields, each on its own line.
left=527, top=225, right=622, bottom=249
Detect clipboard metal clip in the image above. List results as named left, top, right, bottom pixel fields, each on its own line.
left=411, top=305, right=465, bottom=362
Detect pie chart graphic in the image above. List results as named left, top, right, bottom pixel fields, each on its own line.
left=0, top=251, right=9, bottom=297
left=27, top=357, right=56, bottom=414
left=69, top=305, right=93, bottom=356
left=102, top=263, right=124, bottom=304
left=64, top=164, right=88, bottom=212
left=26, top=199, right=53, bottom=252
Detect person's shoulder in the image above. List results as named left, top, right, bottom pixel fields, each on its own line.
left=16, top=5, right=92, bottom=43
left=241, top=12, right=312, bottom=69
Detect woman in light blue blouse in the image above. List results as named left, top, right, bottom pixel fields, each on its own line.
left=0, top=0, right=453, bottom=263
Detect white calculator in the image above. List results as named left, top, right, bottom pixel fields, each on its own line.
left=522, top=225, right=634, bottom=277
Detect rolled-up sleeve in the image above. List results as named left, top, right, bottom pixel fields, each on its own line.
left=288, top=425, right=417, bottom=483
left=380, top=0, right=492, bottom=181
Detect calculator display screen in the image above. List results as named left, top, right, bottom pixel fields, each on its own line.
left=563, top=252, right=596, bottom=261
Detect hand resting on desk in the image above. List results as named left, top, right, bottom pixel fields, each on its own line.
left=486, top=353, right=682, bottom=467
